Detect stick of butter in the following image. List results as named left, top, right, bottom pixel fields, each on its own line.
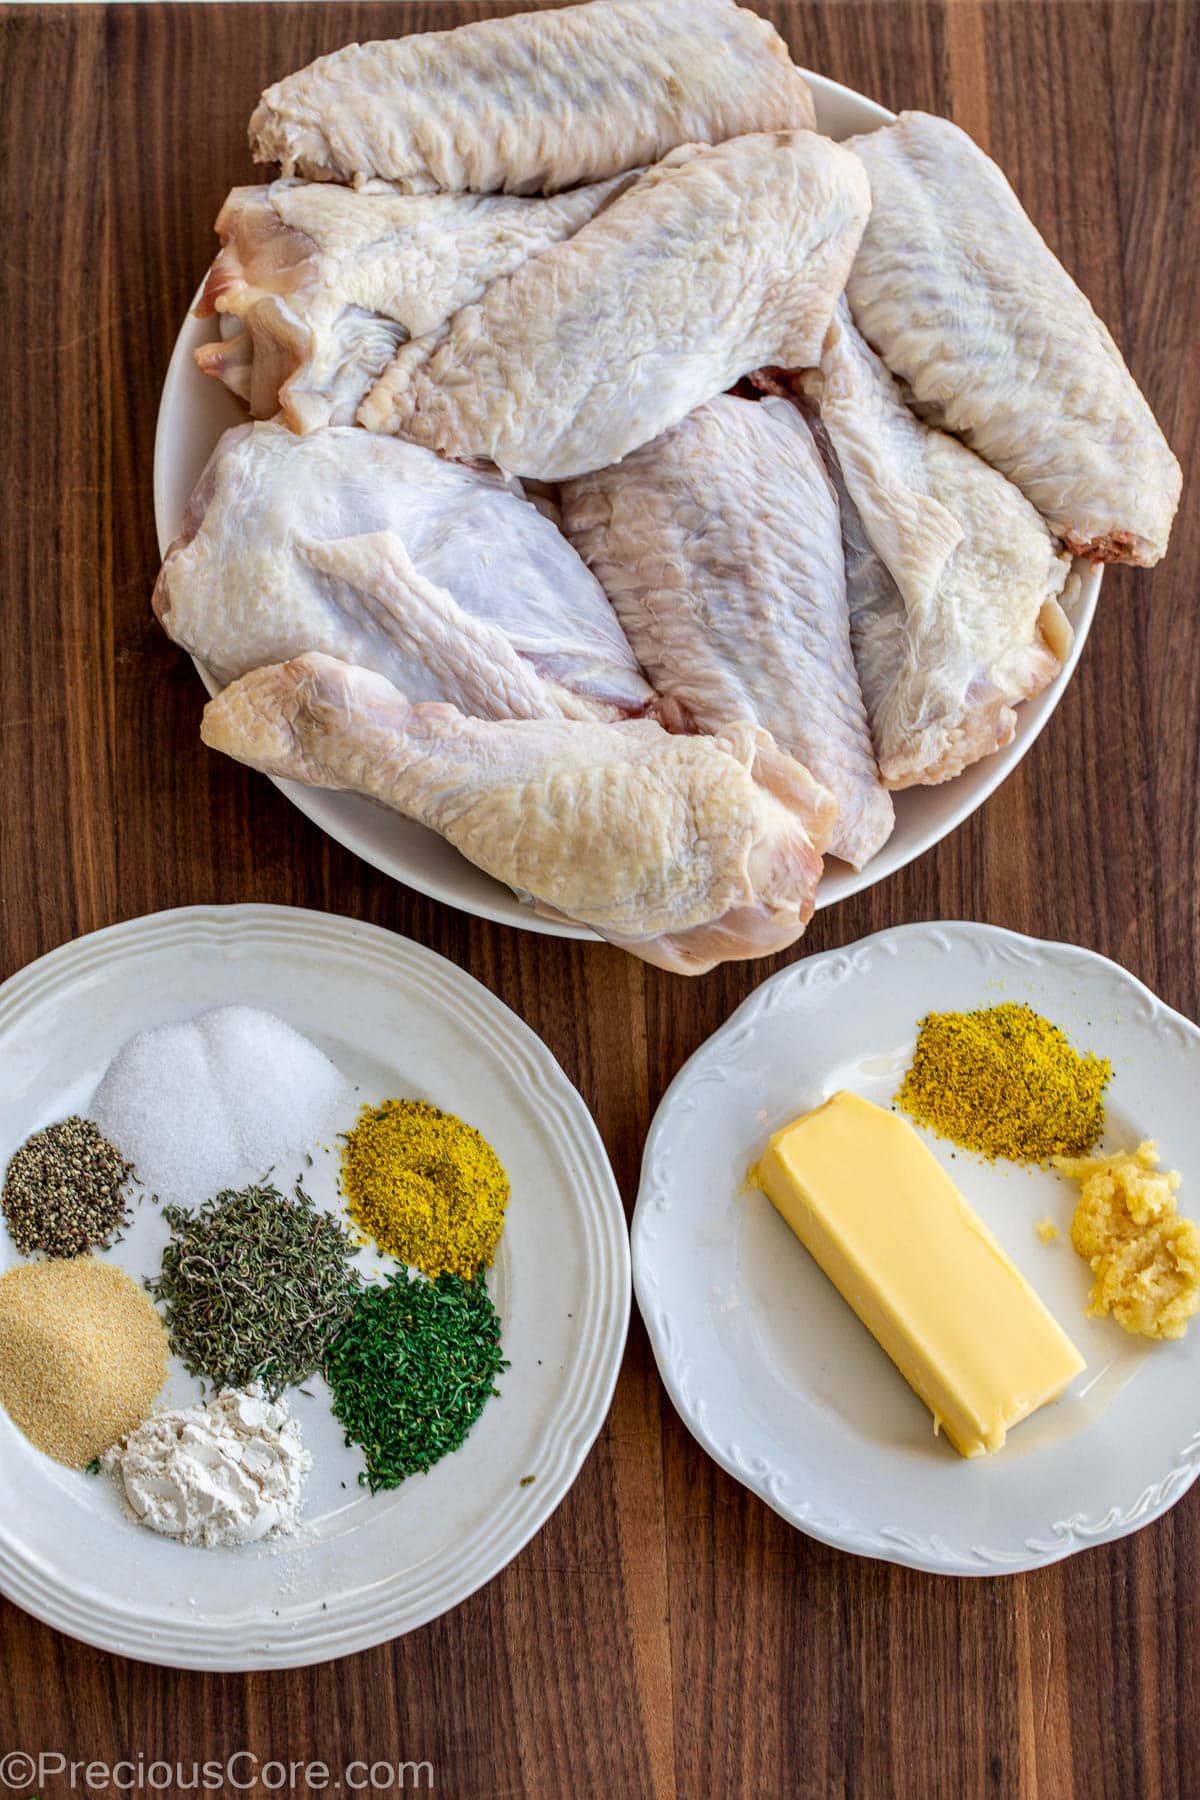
left=749, top=1090, right=1085, bottom=1456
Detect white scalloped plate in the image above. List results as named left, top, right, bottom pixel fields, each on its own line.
left=632, top=921, right=1200, bottom=1575
left=153, top=75, right=1099, bottom=938
left=0, top=906, right=629, bottom=1668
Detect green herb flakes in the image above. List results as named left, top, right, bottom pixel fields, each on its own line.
left=324, top=1271, right=507, bottom=1493
left=150, top=1181, right=360, bottom=1396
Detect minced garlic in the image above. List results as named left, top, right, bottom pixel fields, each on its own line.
left=1053, top=1142, right=1200, bottom=1340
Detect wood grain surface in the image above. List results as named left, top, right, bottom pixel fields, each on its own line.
left=0, top=3, right=1197, bottom=1795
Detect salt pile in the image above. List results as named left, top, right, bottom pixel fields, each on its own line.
left=90, top=1006, right=349, bottom=1206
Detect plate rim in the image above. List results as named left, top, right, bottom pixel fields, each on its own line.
left=631, top=918, right=1200, bottom=1576
left=151, top=72, right=1100, bottom=940
left=0, top=903, right=631, bottom=1668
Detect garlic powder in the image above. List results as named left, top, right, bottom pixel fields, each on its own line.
left=104, top=1385, right=311, bottom=1548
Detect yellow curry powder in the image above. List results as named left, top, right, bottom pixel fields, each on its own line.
left=340, top=1099, right=510, bottom=1281
left=896, top=1003, right=1111, bottom=1163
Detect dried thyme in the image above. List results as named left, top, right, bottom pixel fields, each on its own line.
left=2, top=1117, right=136, bottom=1257
left=150, top=1181, right=360, bottom=1395
left=324, top=1271, right=507, bottom=1493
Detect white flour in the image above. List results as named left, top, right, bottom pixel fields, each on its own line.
left=105, top=1386, right=311, bottom=1548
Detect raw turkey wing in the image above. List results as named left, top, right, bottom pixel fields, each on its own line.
left=248, top=0, right=815, bottom=192
left=845, top=112, right=1181, bottom=566
left=153, top=422, right=652, bottom=721
left=799, top=307, right=1072, bottom=786
left=194, top=175, right=633, bottom=431
left=201, top=653, right=838, bottom=976
left=360, top=132, right=870, bottom=481
left=561, top=393, right=893, bottom=869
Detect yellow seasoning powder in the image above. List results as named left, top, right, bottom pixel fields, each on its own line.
left=340, top=1099, right=510, bottom=1280
left=1053, top=1142, right=1200, bottom=1340
left=896, top=1003, right=1111, bottom=1163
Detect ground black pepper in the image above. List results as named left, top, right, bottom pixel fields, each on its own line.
left=2, top=1117, right=136, bottom=1257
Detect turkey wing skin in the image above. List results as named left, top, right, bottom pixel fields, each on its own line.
left=201, top=653, right=838, bottom=975
left=561, top=393, right=893, bottom=868
left=360, top=132, right=870, bottom=481
left=153, top=422, right=652, bottom=720
left=845, top=112, right=1180, bottom=566
left=194, top=175, right=632, bottom=430
left=248, top=0, right=815, bottom=193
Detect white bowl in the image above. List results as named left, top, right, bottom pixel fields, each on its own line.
left=153, top=74, right=1100, bottom=941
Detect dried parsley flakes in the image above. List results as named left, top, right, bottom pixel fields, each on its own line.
left=324, top=1270, right=507, bottom=1492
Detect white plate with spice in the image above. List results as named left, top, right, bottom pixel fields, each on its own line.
left=0, top=905, right=630, bottom=1668
left=153, top=73, right=1100, bottom=939
left=633, top=921, right=1200, bottom=1575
